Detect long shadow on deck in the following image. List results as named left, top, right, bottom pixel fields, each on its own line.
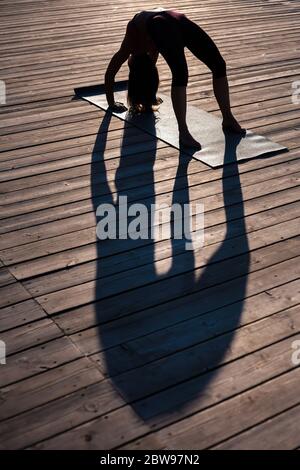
left=91, top=111, right=250, bottom=424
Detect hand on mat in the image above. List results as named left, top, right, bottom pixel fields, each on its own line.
left=222, top=116, right=246, bottom=134
left=108, top=102, right=128, bottom=113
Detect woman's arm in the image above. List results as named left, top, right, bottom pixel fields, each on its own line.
left=105, top=22, right=134, bottom=107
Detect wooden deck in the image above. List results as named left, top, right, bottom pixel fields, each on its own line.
left=0, top=0, right=300, bottom=450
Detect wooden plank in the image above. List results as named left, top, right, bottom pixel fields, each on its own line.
left=1, top=149, right=298, bottom=208
left=19, top=200, right=300, bottom=292
left=89, top=275, right=300, bottom=376
left=0, top=336, right=83, bottom=388
left=0, top=118, right=141, bottom=153
left=0, top=120, right=147, bottom=164
left=28, top=335, right=298, bottom=450
left=84, top=303, right=300, bottom=403
left=61, top=277, right=300, bottom=349
left=4, top=185, right=299, bottom=279
left=122, top=367, right=300, bottom=450
left=0, top=139, right=167, bottom=177
left=5, top=158, right=293, bottom=220
left=0, top=281, right=31, bottom=308
left=55, top=251, right=300, bottom=336
left=1, top=168, right=299, bottom=257
left=0, top=298, right=46, bottom=332
left=1, top=318, right=62, bottom=356
left=35, top=229, right=300, bottom=315
left=0, top=374, right=128, bottom=450
left=0, top=266, right=15, bottom=287
left=0, top=149, right=298, bottom=250
left=0, top=357, right=103, bottom=422
left=214, top=403, right=300, bottom=450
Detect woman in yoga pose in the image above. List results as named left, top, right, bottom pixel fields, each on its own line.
left=105, top=8, right=244, bottom=148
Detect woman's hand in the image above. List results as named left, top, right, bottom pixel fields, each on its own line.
left=108, top=102, right=128, bottom=113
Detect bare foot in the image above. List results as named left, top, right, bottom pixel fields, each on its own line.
left=179, top=131, right=201, bottom=149
left=222, top=116, right=246, bottom=134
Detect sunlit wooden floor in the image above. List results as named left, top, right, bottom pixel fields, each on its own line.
left=0, top=0, right=300, bottom=450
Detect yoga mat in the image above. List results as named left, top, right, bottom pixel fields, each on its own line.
left=75, top=85, right=287, bottom=168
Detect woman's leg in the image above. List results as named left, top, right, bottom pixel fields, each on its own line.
left=213, top=76, right=245, bottom=132
left=171, top=86, right=201, bottom=147
left=181, top=16, right=245, bottom=133
left=148, top=15, right=201, bottom=147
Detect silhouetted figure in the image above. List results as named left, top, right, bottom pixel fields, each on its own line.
left=105, top=8, right=245, bottom=149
